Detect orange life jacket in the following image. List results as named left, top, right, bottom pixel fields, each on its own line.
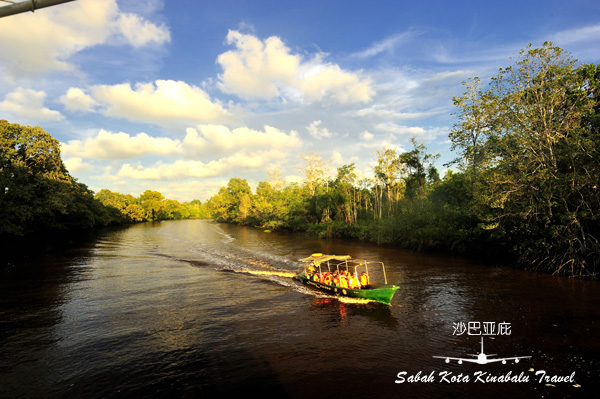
left=340, top=277, right=348, bottom=288
left=360, top=274, right=370, bottom=286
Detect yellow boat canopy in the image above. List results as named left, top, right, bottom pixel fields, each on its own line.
left=299, top=253, right=351, bottom=266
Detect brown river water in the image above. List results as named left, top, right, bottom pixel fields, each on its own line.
left=1, top=219, right=599, bottom=398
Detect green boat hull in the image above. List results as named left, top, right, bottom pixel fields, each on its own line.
left=295, top=274, right=399, bottom=305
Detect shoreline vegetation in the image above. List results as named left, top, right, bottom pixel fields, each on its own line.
left=2, top=43, right=598, bottom=278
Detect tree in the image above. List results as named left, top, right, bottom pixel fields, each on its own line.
left=139, top=190, right=165, bottom=221
left=0, top=120, right=99, bottom=235
left=298, top=152, right=330, bottom=196
left=333, top=163, right=358, bottom=224
left=373, top=146, right=404, bottom=217
left=206, top=178, right=253, bottom=223
left=468, top=43, right=600, bottom=276
left=399, top=138, right=440, bottom=201
left=449, top=77, right=496, bottom=180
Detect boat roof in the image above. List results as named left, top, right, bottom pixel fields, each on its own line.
left=299, top=253, right=351, bottom=266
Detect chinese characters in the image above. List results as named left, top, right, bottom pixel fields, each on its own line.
left=452, top=321, right=511, bottom=336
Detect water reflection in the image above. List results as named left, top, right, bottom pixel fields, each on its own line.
left=1, top=220, right=599, bottom=398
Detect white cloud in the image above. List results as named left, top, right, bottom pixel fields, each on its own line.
left=0, top=0, right=170, bottom=79
left=117, top=149, right=287, bottom=180
left=355, top=107, right=439, bottom=120
left=115, top=12, right=170, bottom=47
left=217, top=30, right=374, bottom=104
left=63, top=157, right=93, bottom=174
left=375, top=123, right=427, bottom=136
left=150, top=180, right=229, bottom=203
left=331, top=150, right=344, bottom=166
left=549, top=24, right=600, bottom=46
left=89, top=80, right=230, bottom=126
left=353, top=31, right=417, bottom=58
left=61, top=124, right=302, bottom=164
left=298, top=59, right=374, bottom=104
left=360, top=131, right=374, bottom=141
left=61, top=129, right=181, bottom=160
left=217, top=30, right=299, bottom=100
left=375, top=122, right=448, bottom=141
left=0, top=88, right=63, bottom=122
left=60, top=88, right=98, bottom=112
left=306, top=120, right=335, bottom=139
left=182, top=124, right=302, bottom=154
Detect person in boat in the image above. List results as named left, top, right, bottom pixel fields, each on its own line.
left=360, top=272, right=370, bottom=288
left=332, top=271, right=340, bottom=287
left=339, top=272, right=349, bottom=288
left=348, top=272, right=360, bottom=289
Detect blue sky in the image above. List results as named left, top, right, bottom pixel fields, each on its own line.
left=1, top=0, right=599, bottom=201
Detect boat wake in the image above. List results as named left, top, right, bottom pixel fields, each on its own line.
left=155, top=222, right=381, bottom=303
left=233, top=270, right=297, bottom=278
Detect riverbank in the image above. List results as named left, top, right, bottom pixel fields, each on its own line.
left=302, top=218, right=515, bottom=266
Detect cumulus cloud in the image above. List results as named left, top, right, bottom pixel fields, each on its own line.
left=89, top=80, right=230, bottom=125
left=63, top=157, right=93, bottom=174
left=182, top=124, right=302, bottom=154
left=360, top=130, right=374, bottom=141
left=217, top=31, right=299, bottom=100
left=306, top=120, right=335, bottom=139
left=61, top=129, right=181, bottom=160
left=115, top=12, right=170, bottom=47
left=0, top=0, right=170, bottom=79
left=217, top=30, right=374, bottom=104
left=117, top=149, right=287, bottom=180
left=59, top=88, right=98, bottom=112
left=60, top=124, right=301, bottom=162
left=331, top=150, right=344, bottom=166
left=0, top=88, right=64, bottom=122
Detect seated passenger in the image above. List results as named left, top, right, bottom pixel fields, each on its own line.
left=360, top=272, right=370, bottom=287
left=340, top=275, right=348, bottom=288
left=332, top=272, right=340, bottom=287
left=348, top=273, right=359, bottom=289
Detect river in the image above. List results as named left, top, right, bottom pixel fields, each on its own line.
left=1, top=219, right=598, bottom=398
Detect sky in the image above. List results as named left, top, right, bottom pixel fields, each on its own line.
left=1, top=0, right=599, bottom=202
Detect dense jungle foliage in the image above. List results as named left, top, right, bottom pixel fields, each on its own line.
left=205, top=43, right=600, bottom=278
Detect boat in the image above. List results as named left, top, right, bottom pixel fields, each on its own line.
left=294, top=253, right=399, bottom=305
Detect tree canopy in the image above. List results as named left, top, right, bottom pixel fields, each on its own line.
left=1, top=120, right=206, bottom=238
left=449, top=42, right=600, bottom=277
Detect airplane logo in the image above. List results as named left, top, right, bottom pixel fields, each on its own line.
left=433, top=337, right=531, bottom=365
